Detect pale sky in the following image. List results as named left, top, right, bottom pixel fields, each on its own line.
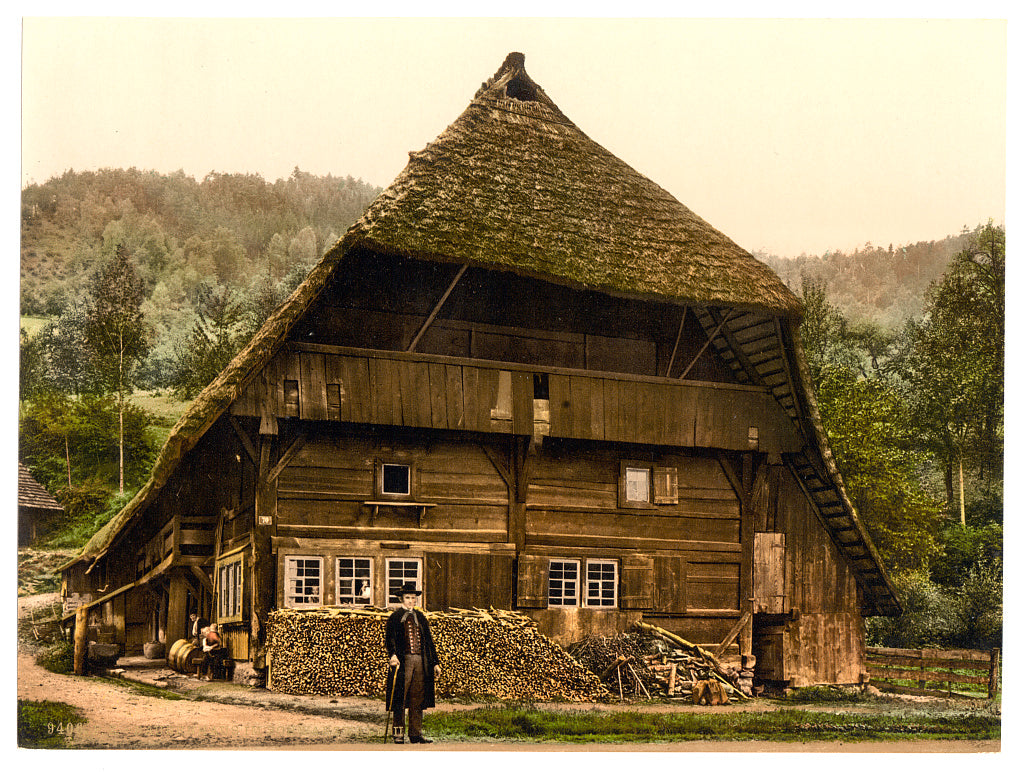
left=20, top=15, right=1007, bottom=257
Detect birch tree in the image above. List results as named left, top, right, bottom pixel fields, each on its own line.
left=83, top=244, right=151, bottom=494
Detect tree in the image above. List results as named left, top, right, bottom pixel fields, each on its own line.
left=83, top=244, right=152, bottom=494
left=171, top=285, right=247, bottom=399
left=36, top=298, right=103, bottom=396
left=800, top=279, right=943, bottom=573
left=902, top=223, right=1004, bottom=522
left=815, top=365, right=943, bottom=572
left=19, top=392, right=156, bottom=494
left=19, top=328, right=48, bottom=402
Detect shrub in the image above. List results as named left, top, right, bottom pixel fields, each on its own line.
left=866, top=570, right=954, bottom=648
left=947, top=559, right=1002, bottom=650
left=36, top=639, right=74, bottom=675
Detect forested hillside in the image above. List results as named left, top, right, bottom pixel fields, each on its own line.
left=21, top=167, right=381, bottom=390
left=758, top=230, right=978, bottom=328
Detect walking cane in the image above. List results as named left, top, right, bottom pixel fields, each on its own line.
left=383, top=663, right=399, bottom=743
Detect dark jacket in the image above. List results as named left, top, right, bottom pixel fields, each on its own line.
left=385, top=607, right=440, bottom=711
left=189, top=616, right=209, bottom=643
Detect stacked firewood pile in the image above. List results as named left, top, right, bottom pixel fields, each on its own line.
left=267, top=606, right=608, bottom=702
left=569, top=622, right=752, bottom=702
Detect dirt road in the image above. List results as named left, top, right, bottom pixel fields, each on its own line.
left=17, top=594, right=1000, bottom=752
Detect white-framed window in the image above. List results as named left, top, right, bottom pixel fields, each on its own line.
left=624, top=466, right=650, bottom=503
left=619, top=461, right=678, bottom=507
left=548, top=559, right=581, bottom=607
left=585, top=559, right=619, bottom=607
left=284, top=556, right=324, bottom=608
left=217, top=553, right=244, bottom=622
left=378, top=461, right=413, bottom=498
left=386, top=557, right=422, bottom=606
left=337, top=557, right=374, bottom=605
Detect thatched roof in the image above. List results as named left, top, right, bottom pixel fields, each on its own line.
left=62, top=53, right=897, bottom=615
left=342, top=52, right=801, bottom=316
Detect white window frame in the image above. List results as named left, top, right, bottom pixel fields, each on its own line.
left=585, top=559, right=619, bottom=608
left=284, top=555, right=324, bottom=608
left=625, top=466, right=651, bottom=503
left=378, top=461, right=414, bottom=499
left=385, top=557, right=423, bottom=607
left=547, top=558, right=581, bottom=607
left=216, top=553, right=244, bottom=623
left=336, top=556, right=374, bottom=606
left=620, top=460, right=659, bottom=509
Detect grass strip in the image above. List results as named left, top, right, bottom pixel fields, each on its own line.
left=424, top=707, right=1000, bottom=744
left=18, top=700, right=86, bottom=748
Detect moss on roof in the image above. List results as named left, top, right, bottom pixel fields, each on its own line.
left=342, top=52, right=801, bottom=317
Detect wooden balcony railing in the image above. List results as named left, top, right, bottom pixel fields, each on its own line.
left=229, top=343, right=801, bottom=453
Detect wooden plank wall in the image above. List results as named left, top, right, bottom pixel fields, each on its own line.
left=525, top=447, right=741, bottom=556
left=548, top=374, right=795, bottom=451
left=274, top=433, right=509, bottom=541
left=525, top=446, right=743, bottom=643
left=230, top=347, right=800, bottom=454
left=767, top=467, right=866, bottom=685
left=232, top=350, right=534, bottom=437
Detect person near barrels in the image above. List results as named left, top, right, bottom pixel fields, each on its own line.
left=385, top=582, right=441, bottom=744
left=189, top=610, right=209, bottom=647
left=199, top=622, right=225, bottom=681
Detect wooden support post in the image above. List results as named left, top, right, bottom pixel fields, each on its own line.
left=736, top=451, right=755, bottom=664
left=252, top=435, right=279, bottom=671
left=664, top=306, right=688, bottom=377
left=112, top=595, right=126, bottom=653
left=511, top=436, right=531, bottom=552
left=166, top=570, right=189, bottom=645
left=740, top=598, right=754, bottom=664
left=73, top=607, right=88, bottom=675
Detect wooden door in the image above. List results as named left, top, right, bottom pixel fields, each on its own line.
left=753, top=532, right=786, bottom=614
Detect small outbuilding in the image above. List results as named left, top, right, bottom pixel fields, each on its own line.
left=61, top=53, right=899, bottom=689
left=19, top=462, right=64, bottom=546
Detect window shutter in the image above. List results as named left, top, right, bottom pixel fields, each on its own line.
left=516, top=554, right=549, bottom=608
left=619, top=554, right=655, bottom=610
left=653, top=466, right=678, bottom=505
left=488, top=554, right=515, bottom=609
left=424, top=552, right=447, bottom=612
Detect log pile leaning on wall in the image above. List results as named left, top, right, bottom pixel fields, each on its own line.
left=267, top=606, right=609, bottom=702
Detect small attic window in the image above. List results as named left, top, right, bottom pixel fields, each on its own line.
left=506, top=73, right=539, bottom=102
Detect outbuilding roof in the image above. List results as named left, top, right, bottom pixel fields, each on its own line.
left=18, top=462, right=63, bottom=513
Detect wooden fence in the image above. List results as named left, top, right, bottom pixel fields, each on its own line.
left=866, top=646, right=1000, bottom=699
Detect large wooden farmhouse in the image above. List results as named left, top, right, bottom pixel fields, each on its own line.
left=62, top=53, right=899, bottom=688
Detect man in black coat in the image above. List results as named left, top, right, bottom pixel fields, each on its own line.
left=188, top=610, right=209, bottom=647
left=385, top=582, right=441, bottom=744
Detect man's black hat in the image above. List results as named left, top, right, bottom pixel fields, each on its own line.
left=395, top=582, right=422, bottom=598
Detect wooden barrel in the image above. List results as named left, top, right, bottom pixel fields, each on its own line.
left=177, top=642, right=200, bottom=674
left=166, top=638, right=189, bottom=670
